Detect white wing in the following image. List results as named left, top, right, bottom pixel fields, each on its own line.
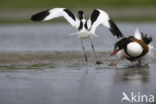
left=31, top=8, right=80, bottom=29
left=88, top=9, right=124, bottom=38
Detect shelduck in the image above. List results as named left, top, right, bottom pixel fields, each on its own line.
left=111, top=29, right=153, bottom=68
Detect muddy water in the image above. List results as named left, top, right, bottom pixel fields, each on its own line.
left=0, top=23, right=155, bottom=104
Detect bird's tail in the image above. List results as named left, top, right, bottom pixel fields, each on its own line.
left=134, top=28, right=154, bottom=61
left=141, top=33, right=152, bottom=45
left=134, top=28, right=152, bottom=44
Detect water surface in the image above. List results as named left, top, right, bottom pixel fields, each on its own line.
left=0, top=23, right=155, bottom=51
left=0, top=23, right=155, bottom=104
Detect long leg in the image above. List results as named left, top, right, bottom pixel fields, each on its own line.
left=81, top=39, right=88, bottom=62
left=89, top=38, right=98, bottom=60
left=89, top=38, right=102, bottom=65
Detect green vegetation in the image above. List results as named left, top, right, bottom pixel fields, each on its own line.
left=1, top=0, right=156, bottom=9
left=0, top=0, right=156, bottom=23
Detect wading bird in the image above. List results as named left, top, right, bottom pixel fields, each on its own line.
left=31, top=8, right=124, bottom=64
left=111, top=29, right=153, bottom=68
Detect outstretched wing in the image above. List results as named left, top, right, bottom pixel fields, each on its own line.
left=31, top=8, right=80, bottom=29
left=88, top=9, right=124, bottom=38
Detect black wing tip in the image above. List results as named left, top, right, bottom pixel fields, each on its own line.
left=31, top=10, right=50, bottom=21
left=141, top=32, right=152, bottom=44
left=90, top=9, right=100, bottom=25
left=63, top=9, right=76, bottom=21
left=109, top=19, right=124, bottom=38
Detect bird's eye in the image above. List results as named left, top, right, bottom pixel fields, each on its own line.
left=116, top=47, right=119, bottom=50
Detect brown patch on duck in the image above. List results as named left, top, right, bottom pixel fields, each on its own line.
left=130, top=37, right=149, bottom=57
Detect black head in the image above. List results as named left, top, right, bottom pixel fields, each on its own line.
left=111, top=38, right=130, bottom=56
left=78, top=10, right=84, bottom=20
left=115, top=38, right=130, bottom=50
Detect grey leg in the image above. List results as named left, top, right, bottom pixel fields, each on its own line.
left=89, top=38, right=102, bottom=65
left=81, top=39, right=88, bottom=62
left=90, top=38, right=98, bottom=60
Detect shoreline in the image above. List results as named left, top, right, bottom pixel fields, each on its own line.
left=0, top=51, right=155, bottom=66
left=0, top=51, right=112, bottom=65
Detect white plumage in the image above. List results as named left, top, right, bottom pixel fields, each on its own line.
left=116, top=49, right=126, bottom=61
left=127, top=42, right=143, bottom=57
left=31, top=8, right=123, bottom=39
left=43, top=8, right=80, bottom=29
left=88, top=9, right=111, bottom=34
left=134, top=28, right=142, bottom=40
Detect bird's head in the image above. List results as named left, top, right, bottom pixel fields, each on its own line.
left=78, top=10, right=84, bottom=20
left=111, top=38, right=130, bottom=56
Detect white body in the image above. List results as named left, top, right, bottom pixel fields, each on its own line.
left=76, top=19, right=93, bottom=39
left=77, top=32, right=92, bottom=39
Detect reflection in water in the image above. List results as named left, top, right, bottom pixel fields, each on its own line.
left=114, top=65, right=150, bottom=83
left=0, top=64, right=155, bottom=104
left=106, top=65, right=151, bottom=104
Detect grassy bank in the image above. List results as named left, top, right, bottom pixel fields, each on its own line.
left=1, top=0, right=156, bottom=9
left=0, top=0, right=156, bottom=24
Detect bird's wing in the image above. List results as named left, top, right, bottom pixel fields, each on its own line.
left=31, top=8, right=80, bottom=29
left=88, top=9, right=124, bottom=38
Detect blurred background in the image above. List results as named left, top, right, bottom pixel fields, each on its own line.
left=1, top=0, right=156, bottom=23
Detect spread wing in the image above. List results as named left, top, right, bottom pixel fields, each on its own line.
left=88, top=9, right=124, bottom=38
left=31, top=8, right=80, bottom=29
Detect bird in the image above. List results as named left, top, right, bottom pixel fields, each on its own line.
left=111, top=29, right=153, bottom=68
left=31, top=8, right=124, bottom=64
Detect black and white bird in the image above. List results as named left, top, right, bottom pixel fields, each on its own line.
left=31, top=8, right=124, bottom=64
left=111, top=29, right=153, bottom=68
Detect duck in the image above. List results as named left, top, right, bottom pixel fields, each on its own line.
left=111, top=29, right=153, bottom=68
left=31, top=8, right=124, bottom=64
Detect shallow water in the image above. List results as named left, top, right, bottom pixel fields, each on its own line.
left=0, top=23, right=156, bottom=104
left=0, top=63, right=156, bottom=104
left=0, top=23, right=156, bottom=51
